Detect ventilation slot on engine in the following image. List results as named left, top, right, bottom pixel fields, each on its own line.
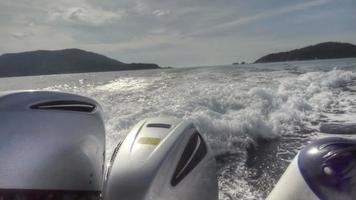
left=171, top=132, right=207, bottom=186
left=30, top=101, right=96, bottom=112
left=146, top=123, right=172, bottom=129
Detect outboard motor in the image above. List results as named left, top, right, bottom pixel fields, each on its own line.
left=105, top=117, right=218, bottom=200
left=0, top=91, right=105, bottom=199
left=267, top=137, right=356, bottom=200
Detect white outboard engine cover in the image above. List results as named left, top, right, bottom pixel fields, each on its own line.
left=0, top=91, right=105, bottom=196
left=267, top=137, right=356, bottom=200
left=105, top=118, right=218, bottom=200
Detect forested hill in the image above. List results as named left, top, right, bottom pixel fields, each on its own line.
left=255, top=42, right=356, bottom=63
left=0, top=48, right=160, bottom=77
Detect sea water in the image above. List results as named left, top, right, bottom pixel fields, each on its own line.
left=0, top=58, right=355, bottom=199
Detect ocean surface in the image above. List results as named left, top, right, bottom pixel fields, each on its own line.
left=1, top=58, right=356, bottom=199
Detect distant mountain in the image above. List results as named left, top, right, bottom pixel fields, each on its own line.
left=0, top=49, right=160, bottom=77
left=255, top=42, right=356, bottom=63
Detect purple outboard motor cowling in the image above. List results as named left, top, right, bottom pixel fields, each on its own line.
left=299, top=137, right=356, bottom=200
left=267, top=137, right=356, bottom=200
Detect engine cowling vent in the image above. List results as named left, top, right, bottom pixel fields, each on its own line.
left=146, top=123, right=172, bottom=129
left=30, top=100, right=96, bottom=112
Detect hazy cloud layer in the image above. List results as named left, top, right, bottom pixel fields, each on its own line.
left=1, top=0, right=355, bottom=67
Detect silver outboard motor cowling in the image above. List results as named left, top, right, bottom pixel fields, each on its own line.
left=105, top=118, right=218, bottom=200
left=0, top=91, right=105, bottom=197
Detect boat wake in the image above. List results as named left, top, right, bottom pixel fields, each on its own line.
left=38, top=64, right=355, bottom=199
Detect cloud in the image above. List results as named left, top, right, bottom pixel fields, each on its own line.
left=49, top=4, right=124, bottom=26
left=10, top=31, right=34, bottom=39
left=81, top=35, right=174, bottom=53
left=152, top=9, right=170, bottom=17
left=134, top=0, right=149, bottom=14
left=187, top=0, right=333, bottom=37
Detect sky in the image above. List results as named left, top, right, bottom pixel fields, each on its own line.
left=0, top=0, right=355, bottom=67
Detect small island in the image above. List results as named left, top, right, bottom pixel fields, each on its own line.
left=255, top=42, right=356, bottom=63
left=0, top=49, right=161, bottom=77
left=233, top=61, right=246, bottom=65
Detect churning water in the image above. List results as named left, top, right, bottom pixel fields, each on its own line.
left=0, top=58, right=355, bottom=199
